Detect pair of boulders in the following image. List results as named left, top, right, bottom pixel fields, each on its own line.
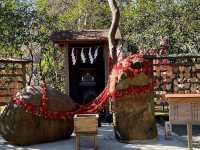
left=0, top=54, right=158, bottom=145
left=0, top=86, right=77, bottom=145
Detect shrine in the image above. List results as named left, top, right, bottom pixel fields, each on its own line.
left=0, top=0, right=199, bottom=149
left=51, top=30, right=121, bottom=104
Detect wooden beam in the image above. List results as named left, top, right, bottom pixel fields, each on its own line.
left=0, top=58, right=32, bottom=64
left=64, top=43, right=70, bottom=95
left=22, top=64, right=26, bottom=88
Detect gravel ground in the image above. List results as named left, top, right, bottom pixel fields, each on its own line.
left=0, top=123, right=195, bottom=150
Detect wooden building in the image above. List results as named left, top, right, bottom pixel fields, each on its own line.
left=51, top=29, right=121, bottom=104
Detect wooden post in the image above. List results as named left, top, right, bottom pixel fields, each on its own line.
left=104, top=42, right=109, bottom=81
left=75, top=134, right=80, bottom=150
left=187, top=122, right=193, bottom=150
left=22, top=64, right=26, bottom=88
left=165, top=121, right=172, bottom=139
left=63, top=43, right=70, bottom=95
left=94, top=135, right=97, bottom=150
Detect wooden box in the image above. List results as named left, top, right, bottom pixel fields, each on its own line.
left=74, top=114, right=99, bottom=134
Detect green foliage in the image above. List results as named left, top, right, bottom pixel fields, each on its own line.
left=0, top=0, right=32, bottom=55
left=35, top=0, right=111, bottom=30
left=121, top=0, right=200, bottom=53
left=0, top=0, right=199, bottom=91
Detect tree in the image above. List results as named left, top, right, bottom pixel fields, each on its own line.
left=108, top=0, right=120, bottom=63
left=1, top=0, right=199, bottom=91
left=36, top=0, right=111, bottom=31
left=0, top=0, right=37, bottom=57
left=121, top=0, right=200, bottom=53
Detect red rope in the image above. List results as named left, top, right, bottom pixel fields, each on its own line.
left=11, top=54, right=153, bottom=120
left=12, top=84, right=110, bottom=119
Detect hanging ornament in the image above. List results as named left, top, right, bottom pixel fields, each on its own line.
left=89, top=47, right=94, bottom=64
left=94, top=47, right=99, bottom=60
left=71, top=48, right=76, bottom=65
left=81, top=48, right=86, bottom=63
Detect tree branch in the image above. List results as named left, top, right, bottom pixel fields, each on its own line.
left=108, top=0, right=120, bottom=64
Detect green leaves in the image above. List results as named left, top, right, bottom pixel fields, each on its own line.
left=0, top=0, right=34, bottom=55
left=41, top=52, right=54, bottom=75
left=0, top=0, right=199, bottom=90
left=121, top=0, right=200, bottom=53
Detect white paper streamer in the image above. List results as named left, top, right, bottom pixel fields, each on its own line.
left=71, top=48, right=76, bottom=65
left=94, top=47, right=99, bottom=60
left=89, top=47, right=94, bottom=64
left=81, top=48, right=86, bottom=63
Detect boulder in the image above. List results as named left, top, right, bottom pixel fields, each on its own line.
left=112, top=92, right=157, bottom=142
left=109, top=55, right=157, bottom=143
left=0, top=86, right=77, bottom=145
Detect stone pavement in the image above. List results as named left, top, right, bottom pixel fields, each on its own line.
left=0, top=123, right=198, bottom=150
left=172, top=124, right=200, bottom=149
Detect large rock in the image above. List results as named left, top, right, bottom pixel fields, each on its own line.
left=112, top=92, right=157, bottom=142
left=0, top=86, right=77, bottom=145
left=109, top=55, right=157, bottom=143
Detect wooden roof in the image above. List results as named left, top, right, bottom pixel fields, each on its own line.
left=51, top=29, right=121, bottom=43
left=0, top=58, right=32, bottom=64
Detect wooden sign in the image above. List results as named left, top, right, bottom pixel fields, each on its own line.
left=165, top=94, right=200, bottom=150
left=166, top=94, right=200, bottom=124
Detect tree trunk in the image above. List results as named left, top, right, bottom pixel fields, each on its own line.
left=27, top=45, right=34, bottom=86
left=108, top=0, right=120, bottom=64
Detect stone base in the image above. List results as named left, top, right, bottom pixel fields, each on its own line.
left=112, top=93, right=157, bottom=142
